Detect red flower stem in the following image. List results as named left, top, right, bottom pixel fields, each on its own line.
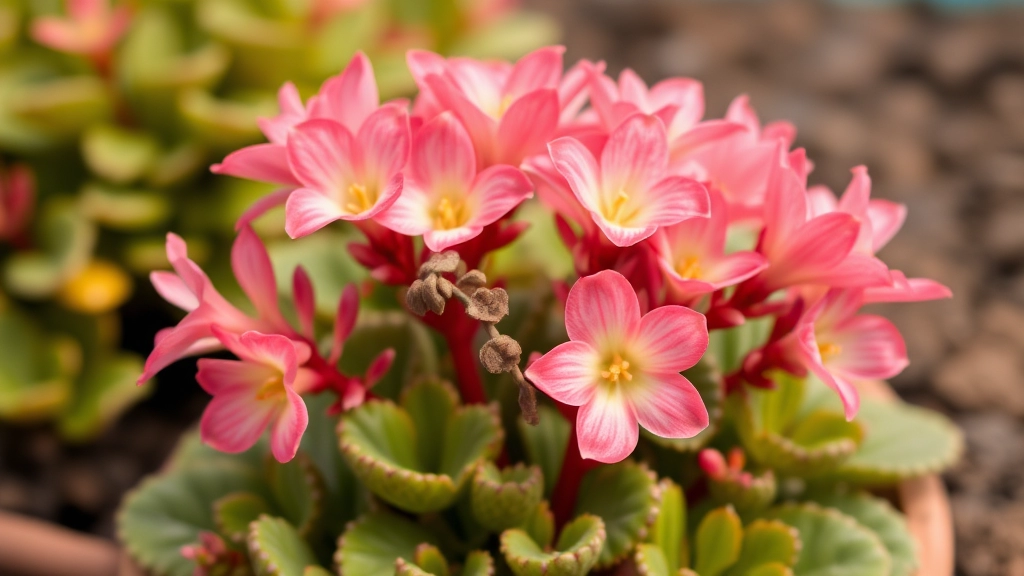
left=551, top=404, right=599, bottom=528
left=444, top=329, right=488, bottom=405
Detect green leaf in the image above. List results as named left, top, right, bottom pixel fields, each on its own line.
left=335, top=512, right=437, bottom=576
left=765, top=504, right=890, bottom=576
left=440, top=404, right=505, bottom=480
left=58, top=353, right=150, bottom=441
left=788, top=411, right=863, bottom=450
left=336, top=309, right=437, bottom=401
left=517, top=404, right=569, bottom=497
left=520, top=501, right=555, bottom=550
left=4, top=200, right=97, bottom=298
left=118, top=462, right=266, bottom=576
left=832, top=399, right=963, bottom=484
left=266, top=452, right=324, bottom=537
left=693, top=506, right=743, bottom=576
left=813, top=493, right=917, bottom=576
left=461, top=550, right=495, bottom=576
left=470, top=462, right=544, bottom=531
left=214, top=492, right=269, bottom=544
left=647, top=479, right=686, bottom=572
left=448, top=12, right=560, bottom=61
left=707, top=468, right=777, bottom=515
left=634, top=543, right=672, bottom=576
left=707, top=316, right=773, bottom=375
left=246, top=515, right=319, bottom=576
left=300, top=393, right=362, bottom=535
left=0, top=306, right=76, bottom=421
left=179, top=89, right=275, bottom=153
left=500, top=514, right=605, bottom=576
left=80, top=184, right=172, bottom=231
left=574, top=461, right=661, bottom=568
left=747, top=563, right=794, bottom=576
left=303, top=567, right=333, bottom=576
left=81, top=125, right=160, bottom=185
left=401, top=378, right=459, bottom=473
left=642, top=358, right=723, bottom=452
left=724, top=520, right=800, bottom=576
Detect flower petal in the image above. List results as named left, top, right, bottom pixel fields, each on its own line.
left=200, top=389, right=277, bottom=454
left=548, top=136, right=602, bottom=214
left=423, top=226, right=484, bottom=253
left=638, top=176, right=710, bottom=227
left=424, top=74, right=498, bottom=167
left=357, top=104, right=410, bottom=186
left=600, top=114, right=669, bottom=193
left=565, top=270, right=641, bottom=349
left=284, top=188, right=345, bottom=238
left=232, top=226, right=282, bottom=324
left=212, top=144, right=299, bottom=186
left=310, top=51, right=379, bottom=133
left=497, top=89, right=560, bottom=165
left=831, top=314, right=909, bottom=381
left=524, top=341, right=600, bottom=406
left=866, top=199, right=906, bottom=253
left=411, top=112, right=476, bottom=190
left=503, top=46, right=564, bottom=99
left=270, top=387, right=308, bottom=462
left=292, top=266, right=315, bottom=339
left=630, top=372, right=709, bottom=439
left=196, top=358, right=277, bottom=395
left=577, top=388, right=639, bottom=463
left=151, top=271, right=198, bottom=311
left=591, top=219, right=659, bottom=247
left=374, top=180, right=433, bottom=236
left=634, top=305, right=708, bottom=373
left=237, top=331, right=300, bottom=384
left=287, top=119, right=360, bottom=191
left=466, top=165, right=534, bottom=227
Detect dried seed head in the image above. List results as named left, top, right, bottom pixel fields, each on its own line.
left=480, top=335, right=522, bottom=374
left=418, top=251, right=461, bottom=279
left=456, top=270, right=488, bottom=295
left=406, top=275, right=447, bottom=316
left=466, top=287, right=510, bottom=322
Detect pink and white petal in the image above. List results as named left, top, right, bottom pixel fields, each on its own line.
left=704, top=251, right=769, bottom=289
left=212, top=144, right=299, bottom=186
left=270, top=387, right=309, bottom=462
left=407, top=50, right=447, bottom=86
left=592, top=216, right=658, bottom=248
left=639, top=176, right=710, bottom=227
left=365, top=349, right=396, bottom=388
left=725, top=94, right=760, bottom=134
left=357, top=105, right=410, bottom=184
left=258, top=82, right=305, bottom=145
left=286, top=119, right=360, bottom=190
left=466, top=165, right=534, bottom=228
left=424, top=74, right=498, bottom=166
left=818, top=254, right=892, bottom=289
left=806, top=185, right=839, bottom=218
left=768, top=212, right=859, bottom=286
left=837, top=165, right=871, bottom=217
left=805, top=359, right=861, bottom=421
left=565, top=270, right=642, bottom=348
left=238, top=331, right=298, bottom=384
left=669, top=120, right=745, bottom=159
left=600, top=114, right=669, bottom=193
left=523, top=341, right=601, bottom=406
left=200, top=391, right=277, bottom=454
left=329, top=284, right=359, bottom=365
left=617, top=69, right=650, bottom=110
left=139, top=321, right=216, bottom=383
left=292, top=266, right=315, bottom=339
left=232, top=227, right=281, bottom=323
left=30, top=19, right=78, bottom=52
left=631, top=372, right=709, bottom=439
left=866, top=199, right=907, bottom=253
left=634, top=305, right=708, bottom=373
left=423, top=226, right=483, bottom=253
left=763, top=120, right=798, bottom=147
left=576, top=389, right=639, bottom=463
left=196, top=358, right=276, bottom=396
left=496, top=89, right=560, bottom=165
left=236, top=189, right=293, bottom=231
left=311, top=51, right=379, bottom=133
left=410, top=112, right=476, bottom=190
left=358, top=173, right=404, bottom=220
left=761, top=154, right=809, bottom=254
left=831, top=315, right=909, bottom=380
left=651, top=77, right=704, bottom=128
left=445, top=57, right=507, bottom=112
left=863, top=273, right=952, bottom=304
left=373, top=181, right=433, bottom=236
left=504, top=46, right=565, bottom=98
left=150, top=271, right=198, bottom=311
left=548, top=137, right=603, bottom=214
left=284, top=188, right=345, bottom=238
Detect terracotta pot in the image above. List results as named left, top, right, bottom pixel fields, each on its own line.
left=0, top=380, right=955, bottom=576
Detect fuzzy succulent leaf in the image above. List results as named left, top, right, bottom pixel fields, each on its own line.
left=335, top=308, right=438, bottom=400
left=335, top=511, right=438, bottom=576
left=647, top=479, right=686, bottom=572
left=299, top=393, right=364, bottom=537
left=521, top=501, right=556, bottom=550
left=215, top=492, right=270, bottom=544
left=746, top=563, right=794, bottom=576
left=693, top=506, right=743, bottom=576
left=470, top=462, right=544, bottom=531
left=707, top=470, right=777, bottom=515
left=518, top=404, right=570, bottom=497
left=574, top=461, right=661, bottom=568
left=831, top=399, right=963, bottom=484
left=812, top=493, right=917, bottom=576
left=304, top=567, right=333, bottom=576
left=266, top=451, right=325, bottom=537
left=707, top=315, right=773, bottom=375
left=634, top=543, right=673, bottom=576
left=82, top=124, right=160, bottom=185
left=642, top=358, right=724, bottom=452
left=500, top=514, right=605, bottom=576
left=723, top=520, right=800, bottom=576
left=0, top=307, right=77, bottom=422
left=401, top=379, right=460, bottom=472
left=765, top=503, right=890, bottom=576
left=462, top=550, right=496, bottom=576
left=80, top=184, right=172, bottom=231
left=413, top=543, right=450, bottom=576
left=246, top=515, right=319, bottom=576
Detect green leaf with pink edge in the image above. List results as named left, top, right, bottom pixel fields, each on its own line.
left=335, top=511, right=438, bottom=576
left=746, top=563, right=794, bottom=576
left=470, top=462, right=544, bottom=531
left=633, top=543, right=673, bottom=576
left=642, top=358, right=724, bottom=453
left=266, top=451, right=325, bottom=538
left=246, top=515, right=320, bottom=576
left=500, top=514, right=605, bottom=576
left=462, top=550, right=496, bottom=576
left=518, top=404, right=570, bottom=497
left=693, top=506, right=743, bottom=576
left=521, top=501, right=555, bottom=550
left=214, top=492, right=270, bottom=544
left=812, top=492, right=917, bottom=576
left=765, top=503, right=890, bottom=576
left=574, top=461, right=662, bottom=568
left=722, top=520, right=800, bottom=576
left=395, top=543, right=451, bottom=576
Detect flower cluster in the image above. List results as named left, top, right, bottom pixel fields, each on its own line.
left=142, top=46, right=949, bottom=468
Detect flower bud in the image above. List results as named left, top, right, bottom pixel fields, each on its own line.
left=466, top=287, right=509, bottom=322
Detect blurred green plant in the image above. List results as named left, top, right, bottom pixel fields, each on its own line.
left=0, top=0, right=559, bottom=440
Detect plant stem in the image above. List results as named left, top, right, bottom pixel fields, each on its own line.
left=444, top=329, right=487, bottom=405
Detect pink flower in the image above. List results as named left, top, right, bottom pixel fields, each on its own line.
left=547, top=114, right=710, bottom=247
left=653, top=187, right=767, bottom=299
left=791, top=289, right=908, bottom=420
left=31, top=0, right=130, bottom=61
left=408, top=46, right=565, bottom=167
left=525, top=270, right=710, bottom=463
left=749, top=151, right=890, bottom=295
left=284, top=105, right=411, bottom=238
left=197, top=328, right=316, bottom=462
left=375, top=112, right=533, bottom=252
left=588, top=68, right=743, bottom=160
left=140, top=227, right=290, bottom=383
left=0, top=164, right=34, bottom=241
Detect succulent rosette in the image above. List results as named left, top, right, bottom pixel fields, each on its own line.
left=118, top=46, right=961, bottom=576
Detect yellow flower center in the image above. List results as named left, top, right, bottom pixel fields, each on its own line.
left=600, top=353, right=633, bottom=383
left=433, top=196, right=467, bottom=230
left=255, top=375, right=286, bottom=401
left=603, top=190, right=640, bottom=226
left=344, top=182, right=375, bottom=214
left=676, top=256, right=702, bottom=280
left=818, top=342, right=842, bottom=362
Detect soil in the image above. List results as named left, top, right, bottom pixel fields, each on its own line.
left=1, top=1, right=1021, bottom=574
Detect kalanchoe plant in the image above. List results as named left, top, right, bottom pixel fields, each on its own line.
left=119, top=47, right=963, bottom=576
left=0, top=0, right=555, bottom=438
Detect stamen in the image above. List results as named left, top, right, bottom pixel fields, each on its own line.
left=676, top=256, right=702, bottom=280
left=600, top=353, right=633, bottom=383
left=818, top=342, right=841, bottom=361
left=255, top=377, right=285, bottom=401
left=344, top=182, right=373, bottom=214
left=434, top=197, right=465, bottom=230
